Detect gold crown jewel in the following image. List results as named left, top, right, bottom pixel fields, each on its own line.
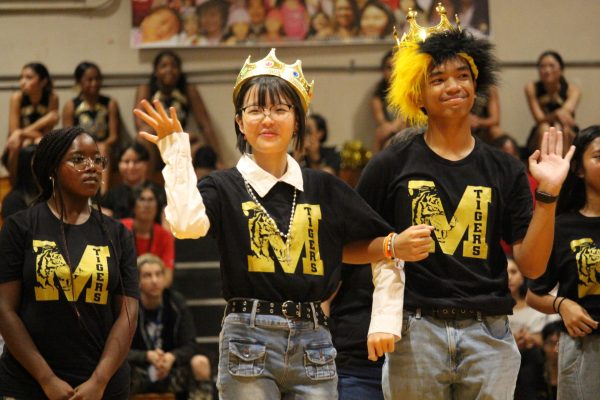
left=394, top=3, right=462, bottom=48
left=233, top=48, right=314, bottom=112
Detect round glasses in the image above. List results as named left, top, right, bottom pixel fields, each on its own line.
left=241, top=104, right=294, bottom=121
left=66, top=155, right=108, bottom=172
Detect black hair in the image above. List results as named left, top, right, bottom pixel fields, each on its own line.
left=129, top=181, right=165, bottom=224
left=309, top=113, right=328, bottom=143
left=149, top=50, right=188, bottom=96
left=118, top=142, right=150, bottom=163
left=542, top=320, right=563, bottom=342
left=419, top=29, right=499, bottom=98
left=380, top=49, right=393, bottom=70
left=22, top=62, right=53, bottom=96
left=537, top=50, right=564, bottom=70
left=13, top=144, right=39, bottom=203
left=374, top=50, right=394, bottom=102
left=334, top=0, right=360, bottom=32
left=32, top=127, right=91, bottom=204
left=557, top=125, right=600, bottom=214
left=360, top=1, right=395, bottom=38
left=193, top=145, right=218, bottom=169
left=233, top=75, right=306, bottom=154
left=74, top=61, right=102, bottom=83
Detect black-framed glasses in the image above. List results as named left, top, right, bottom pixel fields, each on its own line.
left=66, top=155, right=108, bottom=171
left=240, top=104, right=294, bottom=121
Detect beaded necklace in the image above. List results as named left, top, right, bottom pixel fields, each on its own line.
left=244, top=179, right=297, bottom=266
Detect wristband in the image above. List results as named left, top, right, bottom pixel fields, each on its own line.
left=535, top=189, right=558, bottom=204
left=552, top=296, right=560, bottom=313
left=557, top=297, right=567, bottom=315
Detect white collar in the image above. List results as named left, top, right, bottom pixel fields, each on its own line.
left=236, top=153, right=304, bottom=197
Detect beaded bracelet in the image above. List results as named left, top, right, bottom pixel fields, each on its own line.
left=383, top=232, right=395, bottom=260
left=390, top=233, right=398, bottom=260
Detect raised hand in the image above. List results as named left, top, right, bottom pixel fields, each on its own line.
left=528, top=127, right=575, bottom=195
left=393, top=224, right=435, bottom=261
left=133, top=99, right=184, bottom=145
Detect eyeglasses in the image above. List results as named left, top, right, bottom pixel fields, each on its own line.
left=240, top=104, right=294, bottom=121
left=66, top=155, right=108, bottom=171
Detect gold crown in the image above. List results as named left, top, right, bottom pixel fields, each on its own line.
left=233, top=48, right=314, bottom=112
left=395, top=3, right=462, bottom=47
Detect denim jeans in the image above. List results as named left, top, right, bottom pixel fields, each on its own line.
left=558, top=332, right=600, bottom=400
left=383, top=312, right=520, bottom=400
left=338, top=372, right=384, bottom=400
left=217, top=312, right=338, bottom=400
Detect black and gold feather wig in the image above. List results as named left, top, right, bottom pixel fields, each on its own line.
left=388, top=29, right=499, bottom=126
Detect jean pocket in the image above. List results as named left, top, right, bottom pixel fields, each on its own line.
left=481, top=315, right=510, bottom=340
left=227, top=339, right=267, bottom=377
left=304, top=344, right=337, bottom=381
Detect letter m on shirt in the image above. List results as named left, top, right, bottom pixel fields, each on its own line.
left=408, top=180, right=491, bottom=259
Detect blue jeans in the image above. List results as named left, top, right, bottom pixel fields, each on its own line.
left=383, top=312, right=520, bottom=400
left=217, top=312, right=338, bottom=400
left=338, top=372, right=383, bottom=400
left=558, top=332, right=600, bottom=400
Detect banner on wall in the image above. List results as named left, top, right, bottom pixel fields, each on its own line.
left=130, top=0, right=489, bottom=48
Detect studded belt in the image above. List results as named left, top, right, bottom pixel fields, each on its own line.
left=225, top=298, right=329, bottom=328
left=406, top=306, right=491, bottom=321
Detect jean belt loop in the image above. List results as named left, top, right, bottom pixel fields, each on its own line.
left=476, top=311, right=482, bottom=322
left=415, top=307, right=422, bottom=320
left=249, top=300, right=259, bottom=328
left=309, top=302, right=318, bottom=330
left=221, top=303, right=228, bottom=327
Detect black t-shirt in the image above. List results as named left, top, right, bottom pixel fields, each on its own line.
left=330, top=264, right=383, bottom=378
left=1, top=190, right=29, bottom=220
left=199, top=167, right=392, bottom=302
left=529, top=211, right=600, bottom=334
left=357, top=134, right=532, bottom=314
left=0, top=203, right=139, bottom=399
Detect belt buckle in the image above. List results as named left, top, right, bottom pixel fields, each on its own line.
left=282, top=300, right=295, bottom=318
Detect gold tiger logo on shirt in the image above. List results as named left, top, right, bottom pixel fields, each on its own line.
left=571, top=238, right=600, bottom=298
left=242, top=203, right=324, bottom=276
left=32, top=240, right=110, bottom=304
left=408, top=181, right=491, bottom=259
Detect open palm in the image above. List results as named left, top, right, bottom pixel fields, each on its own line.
left=133, top=99, right=184, bottom=145
left=528, top=127, right=575, bottom=194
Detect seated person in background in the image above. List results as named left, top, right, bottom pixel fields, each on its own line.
left=508, top=257, right=558, bottom=400
left=525, top=50, right=581, bottom=153
left=120, top=182, right=174, bottom=287
left=4, top=63, right=58, bottom=185
left=102, top=142, right=165, bottom=219
left=62, top=61, right=121, bottom=194
left=1, top=144, right=37, bottom=220
left=193, top=145, right=217, bottom=181
left=293, top=113, right=341, bottom=175
left=470, top=85, right=501, bottom=143
left=541, top=321, right=561, bottom=400
left=134, top=50, right=223, bottom=173
left=129, top=254, right=212, bottom=400
left=371, top=50, right=406, bottom=152
left=492, top=133, right=521, bottom=160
